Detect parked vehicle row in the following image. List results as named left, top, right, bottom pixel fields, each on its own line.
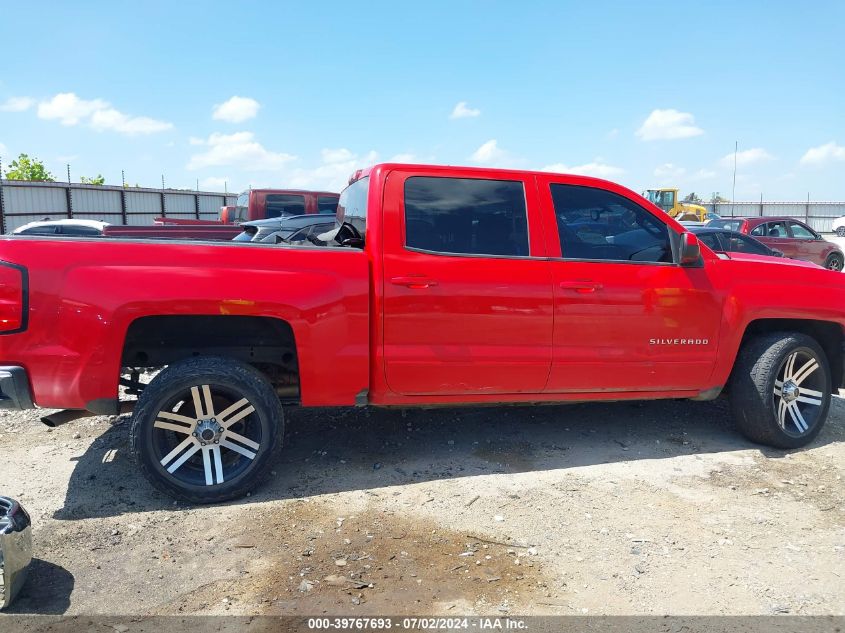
left=1, top=163, right=843, bottom=505
left=706, top=217, right=843, bottom=271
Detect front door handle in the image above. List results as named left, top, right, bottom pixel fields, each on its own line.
left=391, top=276, right=438, bottom=289
left=559, top=280, right=602, bottom=293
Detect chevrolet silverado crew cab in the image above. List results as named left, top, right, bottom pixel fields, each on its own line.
left=0, top=163, right=843, bottom=503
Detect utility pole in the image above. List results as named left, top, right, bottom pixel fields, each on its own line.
left=731, top=141, right=737, bottom=216
left=67, top=164, right=71, bottom=184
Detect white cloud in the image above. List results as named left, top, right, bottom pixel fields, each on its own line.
left=471, top=139, right=506, bottom=165
left=212, top=96, right=261, bottom=123
left=188, top=136, right=205, bottom=146
left=389, top=153, right=421, bottom=163
left=799, top=141, right=845, bottom=166
left=321, top=148, right=355, bottom=163
left=691, top=168, right=716, bottom=180
left=199, top=176, right=230, bottom=190
left=636, top=108, right=704, bottom=141
left=287, top=149, right=379, bottom=191
left=36, top=92, right=172, bottom=135
left=721, top=147, right=773, bottom=167
left=38, top=93, right=108, bottom=125
left=0, top=96, right=35, bottom=112
left=450, top=101, right=480, bottom=119
left=187, top=132, right=296, bottom=171
left=654, top=163, right=686, bottom=179
left=542, top=160, right=624, bottom=179
left=90, top=108, right=173, bottom=134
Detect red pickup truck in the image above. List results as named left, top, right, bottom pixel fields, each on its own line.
left=0, top=163, right=843, bottom=503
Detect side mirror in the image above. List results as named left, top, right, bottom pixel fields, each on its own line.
left=0, top=496, right=32, bottom=609
left=679, top=232, right=702, bottom=266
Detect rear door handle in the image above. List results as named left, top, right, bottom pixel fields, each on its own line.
left=391, top=276, right=438, bottom=289
left=559, top=280, right=602, bottom=293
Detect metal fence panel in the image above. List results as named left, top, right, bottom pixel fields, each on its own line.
left=4, top=214, right=60, bottom=231
left=72, top=213, right=125, bottom=224
left=164, top=193, right=195, bottom=214
left=72, top=188, right=122, bottom=214
left=125, top=191, right=162, bottom=214
left=198, top=195, right=226, bottom=213
left=4, top=185, right=67, bottom=216
left=125, top=213, right=161, bottom=226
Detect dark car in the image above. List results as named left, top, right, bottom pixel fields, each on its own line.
left=691, top=227, right=784, bottom=258
left=706, top=217, right=843, bottom=271
left=233, top=213, right=338, bottom=243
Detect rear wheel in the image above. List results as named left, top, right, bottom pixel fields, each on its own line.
left=129, top=356, right=284, bottom=503
left=836, top=226, right=845, bottom=237
left=729, top=332, right=831, bottom=448
left=824, top=252, right=843, bottom=272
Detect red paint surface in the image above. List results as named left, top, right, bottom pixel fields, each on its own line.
left=0, top=164, right=843, bottom=412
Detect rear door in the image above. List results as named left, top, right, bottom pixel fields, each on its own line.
left=381, top=169, right=553, bottom=396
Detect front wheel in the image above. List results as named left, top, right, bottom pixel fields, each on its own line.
left=129, top=356, right=284, bottom=503
left=824, top=253, right=843, bottom=272
left=729, top=333, right=831, bottom=449
left=836, top=226, right=845, bottom=238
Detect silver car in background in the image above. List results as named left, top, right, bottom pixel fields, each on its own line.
left=233, top=213, right=338, bottom=244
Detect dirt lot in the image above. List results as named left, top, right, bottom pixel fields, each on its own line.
left=1, top=390, right=843, bottom=617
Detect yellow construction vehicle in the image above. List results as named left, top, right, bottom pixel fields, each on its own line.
left=643, top=188, right=708, bottom=222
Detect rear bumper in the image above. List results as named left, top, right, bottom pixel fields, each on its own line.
left=0, top=366, right=34, bottom=410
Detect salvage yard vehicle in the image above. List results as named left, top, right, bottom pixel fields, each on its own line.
left=0, top=163, right=844, bottom=503
left=643, top=188, right=708, bottom=222
left=690, top=227, right=784, bottom=258
left=232, top=213, right=338, bottom=243
left=707, top=216, right=844, bottom=271
left=221, top=189, right=338, bottom=224
left=833, top=215, right=845, bottom=238
left=0, top=496, right=32, bottom=609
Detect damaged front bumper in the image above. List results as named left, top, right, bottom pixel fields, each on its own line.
left=0, top=496, right=32, bottom=609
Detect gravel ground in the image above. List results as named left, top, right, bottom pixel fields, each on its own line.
left=0, top=391, right=843, bottom=617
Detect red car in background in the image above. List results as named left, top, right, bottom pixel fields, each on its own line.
left=707, top=216, right=843, bottom=271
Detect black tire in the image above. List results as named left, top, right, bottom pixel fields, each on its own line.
left=836, top=226, right=845, bottom=238
left=729, top=332, right=831, bottom=449
left=824, top=252, right=843, bottom=272
left=129, top=356, right=284, bottom=503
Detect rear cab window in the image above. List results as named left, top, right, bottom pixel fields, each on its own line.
left=265, top=194, right=306, bottom=218
left=318, top=196, right=339, bottom=214
left=403, top=176, right=529, bottom=257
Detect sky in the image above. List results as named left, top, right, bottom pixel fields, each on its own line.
left=0, top=1, right=843, bottom=200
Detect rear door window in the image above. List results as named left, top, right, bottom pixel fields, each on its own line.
left=19, top=225, right=58, bottom=235
left=59, top=225, right=102, bottom=236
left=404, top=176, right=529, bottom=257
left=265, top=194, right=306, bottom=218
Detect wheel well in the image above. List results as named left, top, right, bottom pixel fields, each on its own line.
left=740, top=319, right=844, bottom=388
left=121, top=315, right=299, bottom=399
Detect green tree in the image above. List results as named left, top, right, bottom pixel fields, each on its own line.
left=709, top=194, right=730, bottom=203
left=682, top=192, right=703, bottom=204
left=4, top=153, right=55, bottom=181
left=80, top=174, right=106, bottom=185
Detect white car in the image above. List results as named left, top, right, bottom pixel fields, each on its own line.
left=11, top=219, right=110, bottom=237
left=833, top=216, right=845, bottom=238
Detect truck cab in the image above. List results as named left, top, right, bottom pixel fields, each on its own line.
left=222, top=189, right=339, bottom=223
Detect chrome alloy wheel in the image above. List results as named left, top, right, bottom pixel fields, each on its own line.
left=773, top=349, right=825, bottom=438
left=152, top=385, right=261, bottom=487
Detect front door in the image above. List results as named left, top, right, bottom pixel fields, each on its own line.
left=538, top=178, right=723, bottom=393
left=750, top=220, right=797, bottom=258
left=381, top=170, right=553, bottom=396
